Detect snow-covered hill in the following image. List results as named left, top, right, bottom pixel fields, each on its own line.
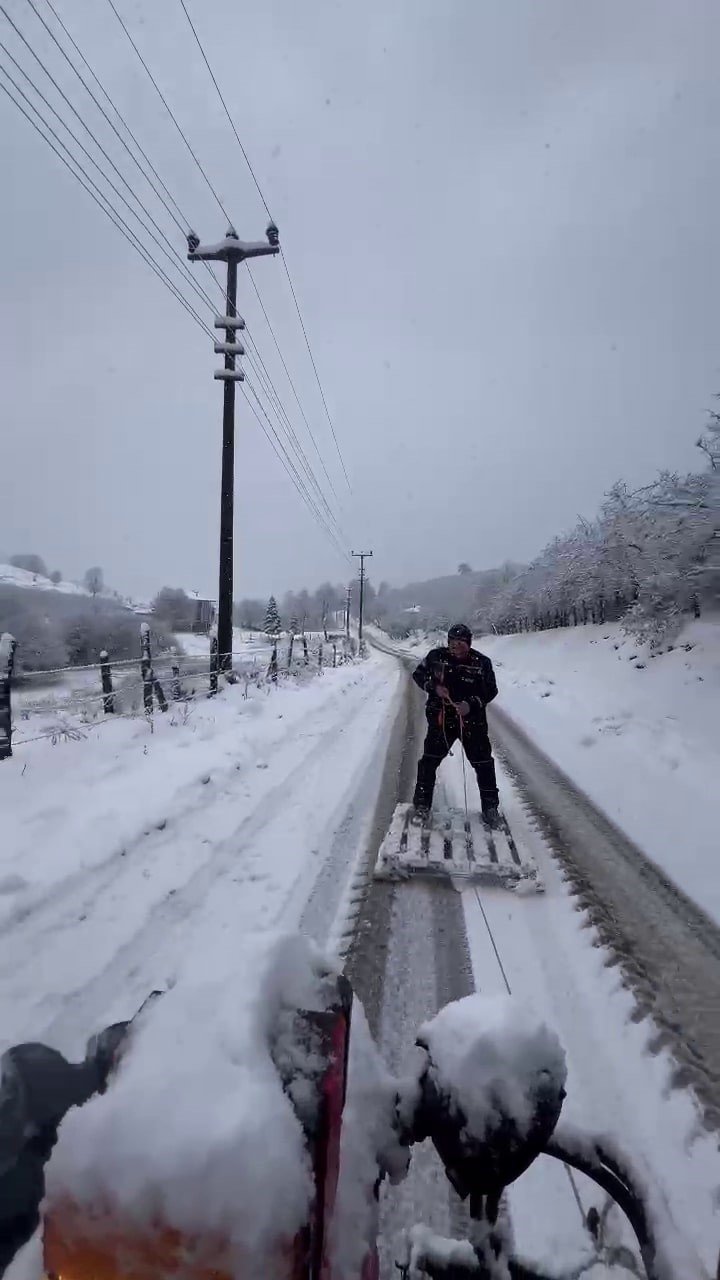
left=0, top=563, right=89, bottom=596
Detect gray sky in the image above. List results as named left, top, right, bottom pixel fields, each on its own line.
left=1, top=0, right=717, bottom=601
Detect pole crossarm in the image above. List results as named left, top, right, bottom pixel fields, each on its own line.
left=187, top=223, right=279, bottom=264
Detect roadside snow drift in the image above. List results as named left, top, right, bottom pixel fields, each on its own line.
left=480, top=618, right=720, bottom=924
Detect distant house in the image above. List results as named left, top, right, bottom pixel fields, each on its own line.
left=182, top=589, right=216, bottom=634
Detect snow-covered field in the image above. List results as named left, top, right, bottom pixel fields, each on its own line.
left=0, top=650, right=401, bottom=1057
left=477, top=618, right=720, bottom=925
left=0, top=563, right=88, bottom=595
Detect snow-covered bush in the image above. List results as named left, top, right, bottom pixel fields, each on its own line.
left=0, top=586, right=175, bottom=674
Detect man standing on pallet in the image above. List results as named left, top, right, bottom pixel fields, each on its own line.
left=411, top=623, right=500, bottom=828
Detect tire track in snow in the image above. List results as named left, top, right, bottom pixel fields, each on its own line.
left=0, top=673, right=373, bottom=947
left=345, top=662, right=476, bottom=1271
left=0, top=665, right=396, bottom=1056
left=490, top=706, right=720, bottom=1131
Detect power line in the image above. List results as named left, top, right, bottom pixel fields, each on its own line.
left=244, top=333, right=342, bottom=531
left=26, top=0, right=334, bottom=509
left=0, top=38, right=220, bottom=321
left=279, top=249, right=351, bottom=490
left=243, top=363, right=349, bottom=551
left=44, top=0, right=189, bottom=235
left=1, top=12, right=347, bottom=557
left=0, top=71, right=211, bottom=336
left=102, top=0, right=346, bottom=511
left=175, top=0, right=351, bottom=491
left=104, top=0, right=232, bottom=224
left=22, top=0, right=189, bottom=240
left=245, top=267, right=340, bottom=502
left=177, top=0, right=271, bottom=221
left=2, top=84, right=348, bottom=569
left=244, top=381, right=350, bottom=564
left=38, top=0, right=233, bottom=318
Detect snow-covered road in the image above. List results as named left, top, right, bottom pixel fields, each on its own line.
left=359, top=635, right=720, bottom=1277
left=3, top=633, right=720, bottom=1277
left=0, top=653, right=401, bottom=1058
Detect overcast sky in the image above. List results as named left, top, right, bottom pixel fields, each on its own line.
left=1, top=0, right=718, bottom=601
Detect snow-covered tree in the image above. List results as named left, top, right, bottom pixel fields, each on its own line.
left=84, top=566, right=104, bottom=597
left=50, top=570, right=62, bottom=585
left=10, top=553, right=47, bottom=578
left=152, top=587, right=194, bottom=631
left=264, top=596, right=281, bottom=639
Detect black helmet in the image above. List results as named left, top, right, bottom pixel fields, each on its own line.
left=448, top=623, right=472, bottom=644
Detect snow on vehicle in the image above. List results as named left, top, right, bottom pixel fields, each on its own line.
left=374, top=803, right=542, bottom=890
left=0, top=935, right=701, bottom=1280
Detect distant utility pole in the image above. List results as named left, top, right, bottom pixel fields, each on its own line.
left=187, top=223, right=280, bottom=674
left=345, top=585, right=351, bottom=641
left=352, top=550, right=373, bottom=647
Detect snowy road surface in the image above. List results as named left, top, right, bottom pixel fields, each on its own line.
left=0, top=653, right=401, bottom=1058
left=3, top=635, right=720, bottom=1277
left=357, top=635, right=720, bottom=1276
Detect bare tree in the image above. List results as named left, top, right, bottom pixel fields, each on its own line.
left=10, top=553, right=48, bottom=578
left=84, top=566, right=104, bottom=597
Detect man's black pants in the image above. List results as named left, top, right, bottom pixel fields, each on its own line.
left=413, top=711, right=499, bottom=812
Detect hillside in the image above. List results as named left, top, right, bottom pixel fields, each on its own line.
left=377, top=563, right=522, bottom=630
left=0, top=563, right=89, bottom=597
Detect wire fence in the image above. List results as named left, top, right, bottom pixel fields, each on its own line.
left=1, top=629, right=359, bottom=758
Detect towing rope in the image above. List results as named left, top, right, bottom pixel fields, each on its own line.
left=437, top=666, right=588, bottom=1226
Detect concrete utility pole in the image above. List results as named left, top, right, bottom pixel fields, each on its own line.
left=352, top=551, right=373, bottom=648
left=345, top=585, right=351, bottom=641
left=187, top=223, right=279, bottom=674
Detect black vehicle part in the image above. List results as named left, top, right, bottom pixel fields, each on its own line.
left=0, top=993, right=162, bottom=1279
left=409, top=1047, right=566, bottom=1200
left=544, top=1130, right=667, bottom=1280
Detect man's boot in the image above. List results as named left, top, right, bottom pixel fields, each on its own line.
left=482, top=805, right=501, bottom=830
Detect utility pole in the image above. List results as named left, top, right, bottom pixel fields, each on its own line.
left=352, top=551, right=373, bottom=648
left=187, top=223, right=279, bottom=674
left=345, top=585, right=351, bottom=641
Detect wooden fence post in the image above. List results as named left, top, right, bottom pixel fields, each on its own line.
left=268, top=642, right=278, bottom=683
left=99, top=649, right=115, bottom=714
left=171, top=664, right=182, bottom=701
left=0, top=633, right=17, bottom=761
left=209, top=631, right=219, bottom=697
left=332, top=643, right=337, bottom=668
left=287, top=634, right=295, bottom=671
left=141, top=624, right=153, bottom=715
left=140, top=623, right=167, bottom=715
left=318, top=643, right=323, bottom=671
left=302, top=634, right=309, bottom=666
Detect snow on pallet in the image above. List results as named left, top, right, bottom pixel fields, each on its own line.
left=374, top=803, right=543, bottom=891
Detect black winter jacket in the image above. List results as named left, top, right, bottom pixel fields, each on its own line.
left=412, top=646, right=498, bottom=721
